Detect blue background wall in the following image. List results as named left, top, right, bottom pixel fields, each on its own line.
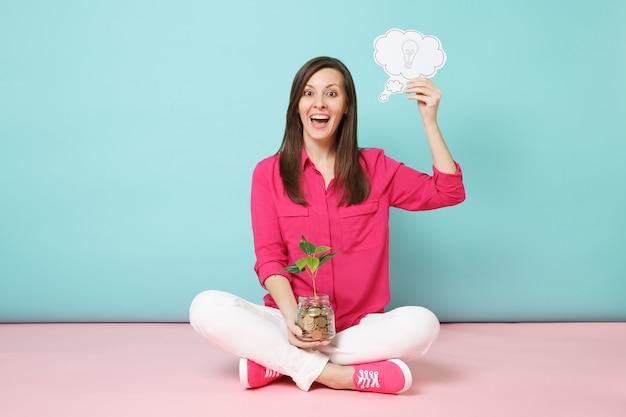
left=1, top=0, right=624, bottom=322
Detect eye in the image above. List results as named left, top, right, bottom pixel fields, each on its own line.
left=327, top=91, right=337, bottom=97
left=303, top=90, right=313, bottom=96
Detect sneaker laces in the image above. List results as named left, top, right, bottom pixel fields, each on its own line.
left=356, top=369, right=380, bottom=389
left=264, top=368, right=281, bottom=379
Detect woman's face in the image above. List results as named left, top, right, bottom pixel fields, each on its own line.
left=298, top=68, right=348, bottom=146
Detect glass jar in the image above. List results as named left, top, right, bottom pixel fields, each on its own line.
left=295, top=294, right=336, bottom=341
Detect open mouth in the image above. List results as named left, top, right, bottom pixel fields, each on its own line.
left=310, top=114, right=330, bottom=128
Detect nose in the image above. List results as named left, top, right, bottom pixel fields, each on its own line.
left=314, top=94, right=327, bottom=108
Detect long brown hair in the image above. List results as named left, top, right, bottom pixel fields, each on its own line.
left=278, top=56, right=369, bottom=206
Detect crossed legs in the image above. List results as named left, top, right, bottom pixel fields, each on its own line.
left=189, top=290, right=439, bottom=391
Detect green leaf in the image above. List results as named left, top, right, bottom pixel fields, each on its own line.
left=307, top=257, right=320, bottom=273
left=318, top=252, right=336, bottom=267
left=314, top=245, right=331, bottom=254
left=284, top=264, right=303, bottom=273
left=299, top=236, right=316, bottom=255
left=295, top=258, right=308, bottom=270
left=286, top=236, right=338, bottom=277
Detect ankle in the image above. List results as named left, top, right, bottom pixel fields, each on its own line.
left=316, top=363, right=356, bottom=390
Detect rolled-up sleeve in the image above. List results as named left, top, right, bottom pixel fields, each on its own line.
left=250, top=159, right=291, bottom=287
left=383, top=154, right=465, bottom=211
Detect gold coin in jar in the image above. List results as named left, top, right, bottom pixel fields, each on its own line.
left=307, top=307, right=322, bottom=317
left=315, top=317, right=327, bottom=327
left=310, top=329, right=323, bottom=340
left=303, top=316, right=315, bottom=331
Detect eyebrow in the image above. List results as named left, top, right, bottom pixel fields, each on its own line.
left=305, top=83, right=340, bottom=89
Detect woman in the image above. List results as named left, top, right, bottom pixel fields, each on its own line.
left=190, top=56, right=465, bottom=394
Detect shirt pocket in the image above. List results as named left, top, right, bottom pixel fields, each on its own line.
left=276, top=204, right=310, bottom=252
left=338, top=200, right=383, bottom=252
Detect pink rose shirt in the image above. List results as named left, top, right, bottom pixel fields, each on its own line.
left=251, top=147, right=465, bottom=332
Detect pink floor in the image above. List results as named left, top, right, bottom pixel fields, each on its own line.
left=1, top=322, right=625, bottom=417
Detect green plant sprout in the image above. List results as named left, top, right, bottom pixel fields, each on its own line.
left=284, top=235, right=336, bottom=298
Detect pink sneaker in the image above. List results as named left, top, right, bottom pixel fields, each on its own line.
left=352, top=359, right=412, bottom=394
left=239, top=358, right=283, bottom=389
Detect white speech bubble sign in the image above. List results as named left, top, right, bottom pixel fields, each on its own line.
left=374, top=28, right=446, bottom=103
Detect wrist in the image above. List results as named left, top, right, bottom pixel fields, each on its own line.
left=282, top=309, right=297, bottom=323
left=422, top=118, right=439, bottom=132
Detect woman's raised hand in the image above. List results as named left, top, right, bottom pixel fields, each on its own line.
left=405, top=77, right=442, bottom=126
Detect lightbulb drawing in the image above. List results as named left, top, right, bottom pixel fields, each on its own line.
left=402, top=39, right=419, bottom=69
left=374, top=29, right=446, bottom=103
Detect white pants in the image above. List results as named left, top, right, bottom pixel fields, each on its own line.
left=189, top=290, right=440, bottom=391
